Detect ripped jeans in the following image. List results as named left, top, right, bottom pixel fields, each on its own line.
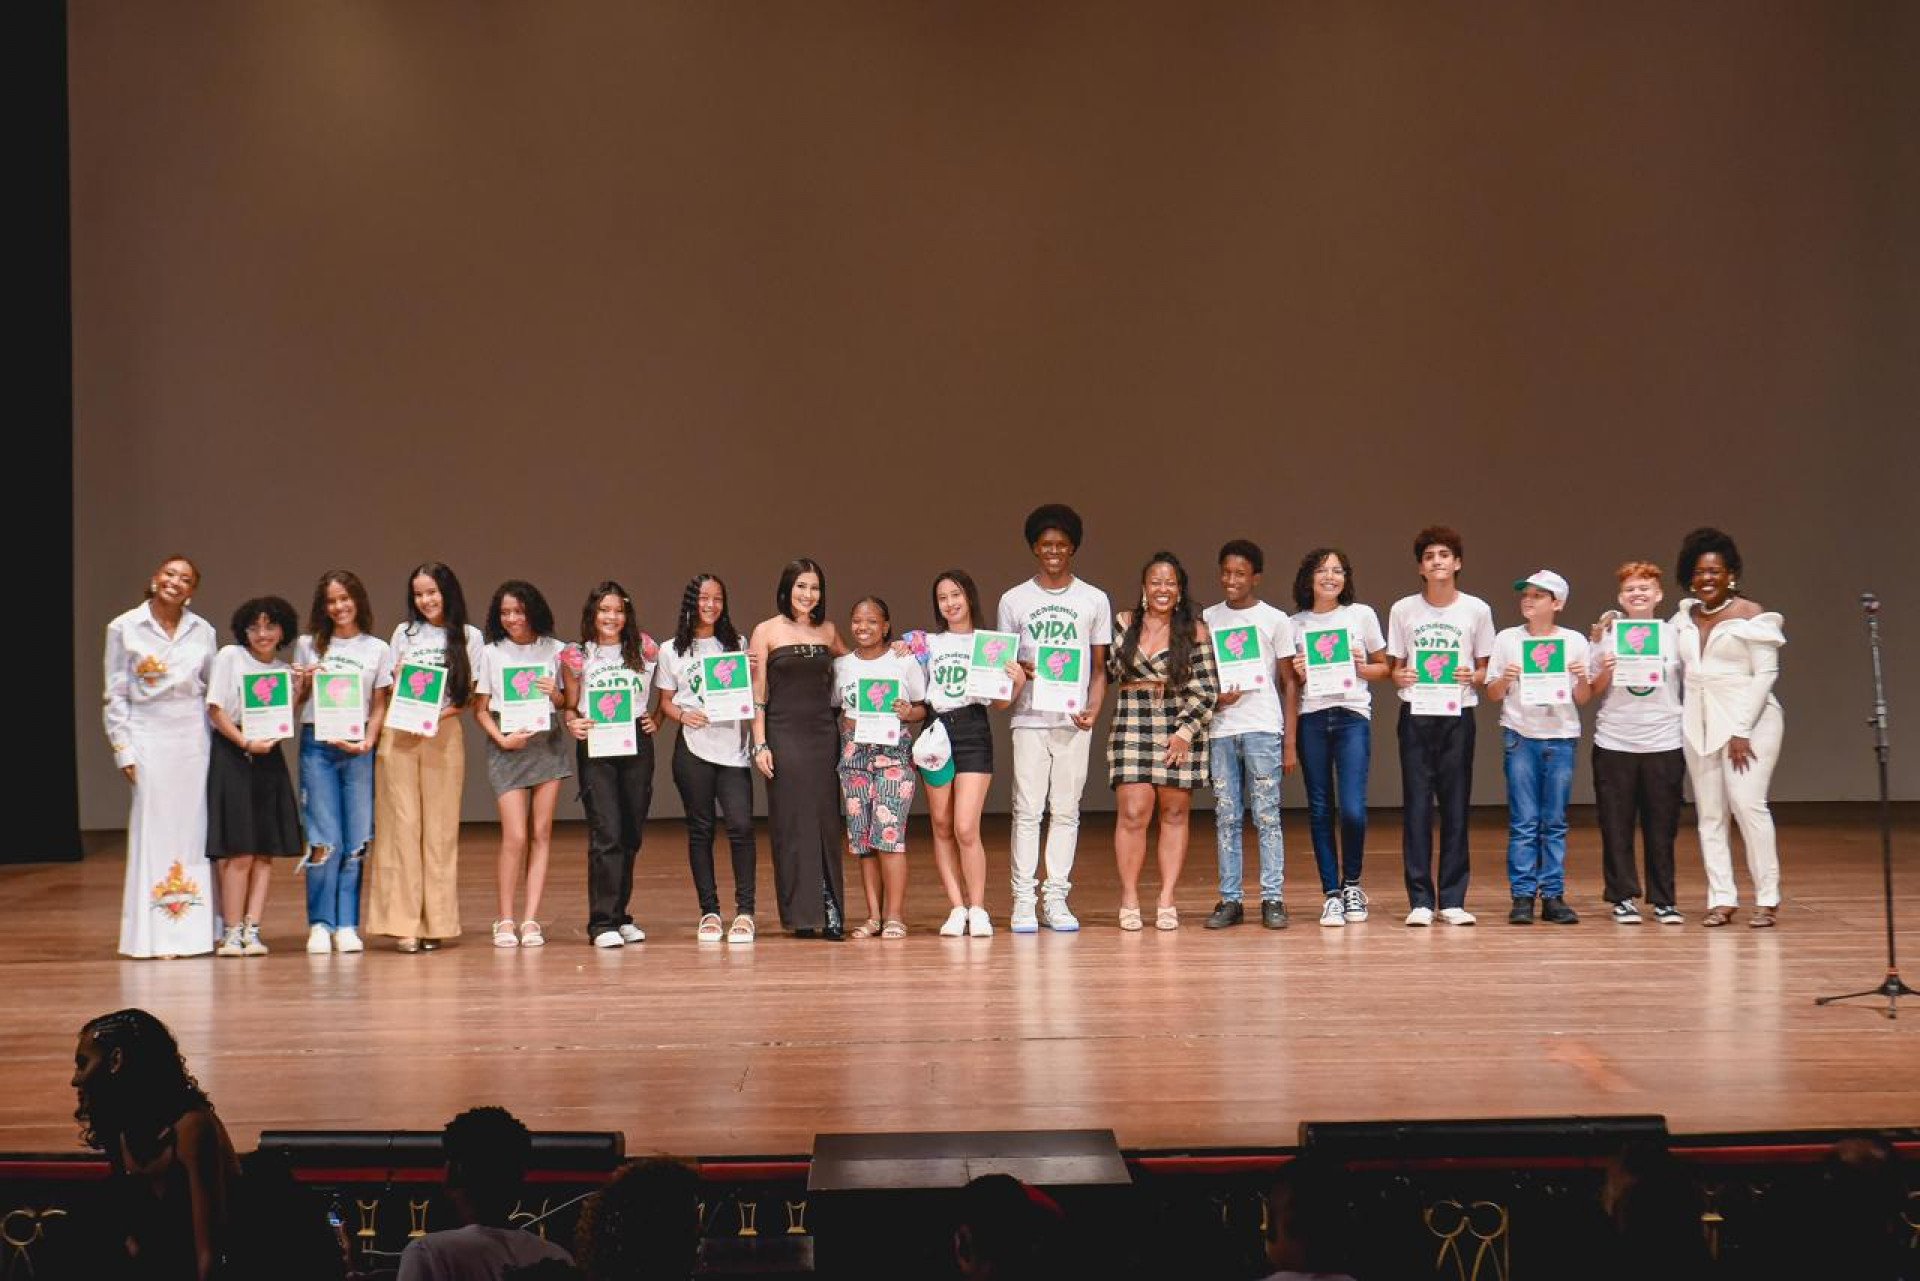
left=299, top=727, right=374, bottom=930
left=1210, top=730, right=1285, bottom=903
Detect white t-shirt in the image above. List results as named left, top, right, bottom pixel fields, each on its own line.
left=920, top=630, right=990, bottom=714
left=832, top=651, right=928, bottom=715
left=475, top=636, right=564, bottom=721
left=1385, top=592, right=1497, bottom=708
left=996, top=576, right=1113, bottom=730
left=656, top=636, right=752, bottom=768
left=572, top=639, right=656, bottom=722
left=387, top=622, right=486, bottom=686
left=1200, top=600, right=1295, bottom=738
left=1592, top=617, right=1684, bottom=753
left=395, top=1223, right=571, bottom=1281
left=206, top=645, right=295, bottom=725
left=1291, top=603, right=1386, bottom=720
left=1489, top=624, right=1589, bottom=739
left=293, top=632, right=393, bottom=725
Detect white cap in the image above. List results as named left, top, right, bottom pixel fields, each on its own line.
left=1513, top=570, right=1570, bottom=603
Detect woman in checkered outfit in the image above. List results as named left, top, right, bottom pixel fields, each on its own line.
left=1107, top=551, right=1220, bottom=930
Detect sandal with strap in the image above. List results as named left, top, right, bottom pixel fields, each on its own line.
left=696, top=913, right=725, bottom=943
left=849, top=918, right=883, bottom=940
left=1155, top=905, right=1180, bottom=931
left=881, top=919, right=907, bottom=940
left=1748, top=905, right=1778, bottom=928
left=518, top=919, right=545, bottom=948
left=727, top=914, right=756, bottom=945
left=1702, top=906, right=1737, bottom=928
left=1118, top=906, right=1144, bottom=932
left=491, top=919, right=518, bottom=948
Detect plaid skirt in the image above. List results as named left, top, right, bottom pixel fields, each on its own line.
left=1107, top=687, right=1210, bottom=789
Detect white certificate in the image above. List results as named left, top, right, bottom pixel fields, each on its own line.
left=240, top=670, right=295, bottom=741
left=1302, top=627, right=1358, bottom=700
left=1611, top=619, right=1665, bottom=687
left=1210, top=623, right=1269, bottom=694
left=699, top=652, right=754, bottom=723
left=1409, top=648, right=1463, bottom=717
left=313, top=671, right=366, bottom=743
left=391, top=662, right=446, bottom=737
left=584, top=672, right=643, bottom=758
left=497, top=664, right=552, bottom=733
left=853, top=677, right=904, bottom=746
left=1518, top=637, right=1571, bottom=707
left=965, top=630, right=1020, bottom=701
left=1031, top=644, right=1088, bottom=715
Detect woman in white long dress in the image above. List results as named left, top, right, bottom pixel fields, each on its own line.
left=103, top=555, right=219, bottom=957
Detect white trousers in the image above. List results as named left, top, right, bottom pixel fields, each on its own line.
left=1684, top=702, right=1784, bottom=909
left=1010, top=726, right=1092, bottom=902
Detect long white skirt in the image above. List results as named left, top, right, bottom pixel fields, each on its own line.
left=119, top=700, right=215, bottom=957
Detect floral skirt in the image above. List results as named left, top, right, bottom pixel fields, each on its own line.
left=837, top=734, right=916, bottom=854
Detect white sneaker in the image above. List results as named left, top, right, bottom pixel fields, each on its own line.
left=1010, top=899, right=1039, bottom=933
left=1342, top=884, right=1370, bottom=922
left=967, top=907, right=993, bottom=937
left=1038, top=897, right=1080, bottom=932
left=217, top=926, right=246, bottom=957
left=307, top=924, right=333, bottom=954
left=334, top=927, right=364, bottom=953
left=939, top=906, right=969, bottom=937
left=1405, top=906, right=1435, bottom=927
left=592, top=930, right=624, bottom=949
left=1439, top=907, right=1478, bottom=926
left=1319, top=896, right=1346, bottom=928
left=242, top=924, right=269, bottom=956
left=618, top=923, right=647, bottom=943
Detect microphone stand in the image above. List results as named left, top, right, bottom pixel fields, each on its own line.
left=1815, top=593, right=1913, bottom=1017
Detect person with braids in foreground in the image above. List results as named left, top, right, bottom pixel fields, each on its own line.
left=72, top=1008, right=240, bottom=1281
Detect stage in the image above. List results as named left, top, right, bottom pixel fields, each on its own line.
left=4, top=804, right=1915, bottom=1159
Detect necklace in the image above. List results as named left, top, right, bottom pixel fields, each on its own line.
left=1698, top=597, right=1734, bottom=617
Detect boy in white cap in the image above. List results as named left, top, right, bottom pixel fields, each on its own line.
left=1485, top=570, right=1593, bottom=924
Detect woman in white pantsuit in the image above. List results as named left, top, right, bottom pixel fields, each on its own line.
left=103, top=556, right=219, bottom=957
left=1673, top=528, right=1786, bottom=928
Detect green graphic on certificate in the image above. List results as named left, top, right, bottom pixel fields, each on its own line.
left=398, top=663, right=447, bottom=707
left=1414, top=649, right=1458, bottom=685
left=858, top=678, right=900, bottom=712
left=1305, top=629, right=1351, bottom=666
left=501, top=665, right=546, bottom=703
left=243, top=671, right=292, bottom=710
left=1036, top=645, right=1082, bottom=686
left=316, top=673, right=361, bottom=709
left=1522, top=639, right=1566, bottom=674
left=1615, top=622, right=1660, bottom=657
left=589, top=686, right=633, bottom=725
left=1212, top=627, right=1261, bottom=665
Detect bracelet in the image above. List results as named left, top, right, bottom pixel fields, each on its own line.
left=752, top=743, right=770, bottom=756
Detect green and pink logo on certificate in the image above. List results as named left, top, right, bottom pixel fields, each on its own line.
left=316, top=673, right=360, bottom=710
left=590, top=687, right=633, bottom=725
left=1523, top=639, right=1566, bottom=674
left=242, top=670, right=293, bottom=736
left=501, top=665, right=546, bottom=703
left=1306, top=629, right=1351, bottom=667
left=859, top=678, right=900, bottom=712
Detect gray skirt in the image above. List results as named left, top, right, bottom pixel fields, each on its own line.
left=485, top=720, right=575, bottom=795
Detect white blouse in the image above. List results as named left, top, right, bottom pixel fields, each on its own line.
left=1674, top=600, right=1786, bottom=756
left=103, top=602, right=218, bottom=768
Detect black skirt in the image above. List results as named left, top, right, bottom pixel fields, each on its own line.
left=206, top=735, right=302, bottom=859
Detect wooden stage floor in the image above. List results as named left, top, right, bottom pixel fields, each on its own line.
left=4, top=804, right=1916, bottom=1158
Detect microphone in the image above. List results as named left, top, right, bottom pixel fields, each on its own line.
left=1861, top=592, right=1880, bottom=616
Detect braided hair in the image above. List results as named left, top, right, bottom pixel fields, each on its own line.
left=673, top=574, right=742, bottom=656
left=74, top=1008, right=213, bottom=1158
left=1114, top=551, right=1197, bottom=687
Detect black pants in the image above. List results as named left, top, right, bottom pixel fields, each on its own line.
left=577, top=738, right=655, bottom=935
left=1398, top=704, right=1475, bottom=910
left=1592, top=744, right=1684, bottom=906
left=672, top=734, right=757, bottom=917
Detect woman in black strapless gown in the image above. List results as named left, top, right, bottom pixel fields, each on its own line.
left=751, top=559, right=850, bottom=937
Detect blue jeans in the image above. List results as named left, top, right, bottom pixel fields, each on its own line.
left=1210, top=731, right=1284, bottom=902
left=1503, top=729, right=1576, bottom=897
left=1297, top=708, right=1371, bottom=894
left=299, top=726, right=375, bottom=930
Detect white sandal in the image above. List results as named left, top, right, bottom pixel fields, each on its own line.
left=697, top=913, right=725, bottom=943
left=726, top=914, right=756, bottom=945
left=1155, top=905, right=1180, bottom=931
left=518, top=919, right=545, bottom=948
left=491, top=919, right=518, bottom=948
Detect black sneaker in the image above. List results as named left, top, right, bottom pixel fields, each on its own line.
left=1508, top=896, right=1536, bottom=925
left=1204, top=900, right=1244, bottom=930
left=1261, top=900, right=1289, bottom=930
left=1541, top=895, right=1580, bottom=925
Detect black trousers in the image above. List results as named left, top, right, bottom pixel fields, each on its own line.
left=672, top=734, right=757, bottom=917
left=577, top=738, right=654, bottom=935
left=1398, top=704, right=1475, bottom=910
left=1592, top=744, right=1684, bottom=906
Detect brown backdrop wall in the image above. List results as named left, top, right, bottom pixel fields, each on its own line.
left=70, top=2, right=1919, bottom=829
